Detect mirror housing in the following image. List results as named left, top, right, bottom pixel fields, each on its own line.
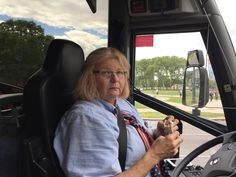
left=182, top=50, right=209, bottom=108
left=186, top=50, right=204, bottom=67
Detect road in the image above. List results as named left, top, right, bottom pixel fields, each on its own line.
left=179, top=121, right=222, bottom=166
left=145, top=120, right=224, bottom=167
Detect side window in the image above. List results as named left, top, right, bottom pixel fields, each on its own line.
left=0, top=20, right=54, bottom=90
left=0, top=1, right=108, bottom=93
left=134, top=32, right=224, bottom=165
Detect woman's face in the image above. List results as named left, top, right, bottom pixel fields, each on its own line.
left=94, top=58, right=127, bottom=105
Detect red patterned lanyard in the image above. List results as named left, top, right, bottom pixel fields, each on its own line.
left=122, top=112, right=154, bottom=150
left=121, top=111, right=169, bottom=177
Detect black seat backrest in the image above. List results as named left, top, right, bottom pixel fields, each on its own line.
left=23, top=39, right=84, bottom=177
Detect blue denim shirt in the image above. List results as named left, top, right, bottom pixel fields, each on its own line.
left=53, top=98, right=152, bottom=177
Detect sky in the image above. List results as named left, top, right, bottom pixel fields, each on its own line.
left=0, top=0, right=108, bottom=57
left=0, top=0, right=235, bottom=59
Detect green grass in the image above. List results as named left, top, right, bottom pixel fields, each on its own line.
left=135, top=102, right=147, bottom=108
left=142, top=89, right=182, bottom=104
left=135, top=89, right=224, bottom=119
left=143, top=89, right=180, bottom=96
left=135, top=102, right=166, bottom=119
left=138, top=108, right=224, bottom=120
left=157, top=90, right=181, bottom=96
left=139, top=112, right=166, bottom=119
left=200, top=112, right=224, bottom=119
left=165, top=96, right=182, bottom=103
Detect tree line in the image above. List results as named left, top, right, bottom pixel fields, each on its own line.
left=135, top=56, right=186, bottom=89
left=0, top=19, right=54, bottom=87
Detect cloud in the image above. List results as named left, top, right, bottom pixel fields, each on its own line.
left=0, top=0, right=108, bottom=57
left=56, top=29, right=107, bottom=57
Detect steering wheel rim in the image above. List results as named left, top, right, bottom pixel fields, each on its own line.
left=171, top=131, right=236, bottom=177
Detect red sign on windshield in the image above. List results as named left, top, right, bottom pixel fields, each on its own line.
left=136, top=35, right=153, bottom=47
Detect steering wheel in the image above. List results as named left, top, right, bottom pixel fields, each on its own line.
left=171, top=131, right=236, bottom=177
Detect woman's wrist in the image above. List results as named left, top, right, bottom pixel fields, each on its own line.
left=145, top=148, right=161, bottom=166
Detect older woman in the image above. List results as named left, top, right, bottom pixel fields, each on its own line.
left=53, top=47, right=183, bottom=177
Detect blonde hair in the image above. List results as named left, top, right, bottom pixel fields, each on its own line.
left=74, top=47, right=130, bottom=100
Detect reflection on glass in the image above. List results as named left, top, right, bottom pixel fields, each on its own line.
left=185, top=67, right=200, bottom=107
left=187, top=51, right=199, bottom=66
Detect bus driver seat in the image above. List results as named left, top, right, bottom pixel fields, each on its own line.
left=23, top=39, right=84, bottom=177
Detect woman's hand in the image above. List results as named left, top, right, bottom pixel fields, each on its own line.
left=157, top=115, right=179, bottom=136
left=148, top=131, right=183, bottom=164
left=148, top=115, right=183, bottom=164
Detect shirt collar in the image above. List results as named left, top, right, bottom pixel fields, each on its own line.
left=96, top=99, right=116, bottom=113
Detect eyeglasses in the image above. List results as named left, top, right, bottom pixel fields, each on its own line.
left=93, top=70, right=128, bottom=79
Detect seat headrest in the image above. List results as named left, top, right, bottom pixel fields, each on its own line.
left=43, top=39, right=84, bottom=91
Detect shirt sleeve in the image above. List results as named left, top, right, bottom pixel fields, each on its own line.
left=54, top=106, right=121, bottom=177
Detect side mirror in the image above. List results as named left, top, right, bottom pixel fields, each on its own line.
left=182, top=50, right=209, bottom=108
